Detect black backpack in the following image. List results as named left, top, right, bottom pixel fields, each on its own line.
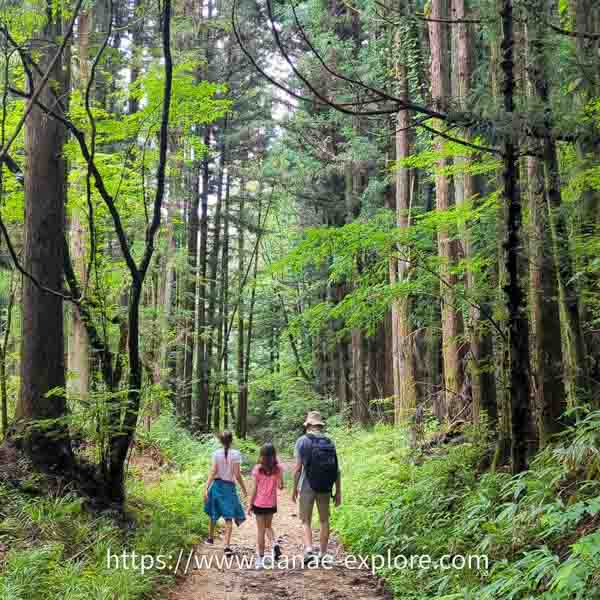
left=305, top=434, right=338, bottom=493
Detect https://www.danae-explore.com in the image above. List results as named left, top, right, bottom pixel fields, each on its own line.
left=106, top=548, right=489, bottom=576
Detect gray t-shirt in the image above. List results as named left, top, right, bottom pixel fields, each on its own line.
left=294, top=432, right=337, bottom=493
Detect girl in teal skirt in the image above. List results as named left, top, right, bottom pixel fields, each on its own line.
left=204, top=431, right=248, bottom=555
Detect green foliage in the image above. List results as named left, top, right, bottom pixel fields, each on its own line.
left=0, top=418, right=213, bottom=600
left=137, top=414, right=216, bottom=469
left=251, top=369, right=337, bottom=451
left=332, top=416, right=600, bottom=599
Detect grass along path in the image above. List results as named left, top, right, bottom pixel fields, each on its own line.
left=168, top=487, right=388, bottom=600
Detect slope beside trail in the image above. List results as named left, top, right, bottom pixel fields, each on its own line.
left=168, top=487, right=389, bottom=600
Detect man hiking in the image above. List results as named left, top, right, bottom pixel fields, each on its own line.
left=292, top=411, right=341, bottom=565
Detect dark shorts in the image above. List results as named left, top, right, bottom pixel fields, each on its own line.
left=252, top=505, right=277, bottom=515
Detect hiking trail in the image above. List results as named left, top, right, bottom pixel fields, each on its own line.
left=168, top=487, right=388, bottom=600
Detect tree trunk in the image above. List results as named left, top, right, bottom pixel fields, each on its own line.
left=451, top=0, right=494, bottom=424
left=220, top=172, right=231, bottom=429
left=528, top=0, right=588, bottom=407
left=0, top=274, right=15, bottom=438
left=243, top=219, right=260, bottom=417
left=237, top=179, right=247, bottom=438
left=183, top=167, right=199, bottom=428
left=207, top=122, right=227, bottom=430
left=128, top=0, right=143, bottom=115
left=68, top=9, right=91, bottom=402
left=429, top=0, right=465, bottom=421
left=159, top=154, right=180, bottom=401
left=107, top=0, right=172, bottom=502
left=569, top=0, right=600, bottom=396
left=499, top=0, right=532, bottom=474
left=525, top=5, right=567, bottom=445
left=527, top=152, right=566, bottom=445
left=195, top=124, right=211, bottom=432
left=392, top=45, right=417, bottom=426
left=16, top=5, right=73, bottom=471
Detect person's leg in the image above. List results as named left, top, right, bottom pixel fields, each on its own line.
left=316, top=494, right=331, bottom=555
left=223, top=519, right=233, bottom=548
left=265, top=514, right=274, bottom=547
left=256, top=514, right=266, bottom=557
left=299, top=489, right=316, bottom=556
left=266, top=513, right=282, bottom=559
left=319, top=520, right=330, bottom=555
left=208, top=519, right=216, bottom=542
left=265, top=518, right=274, bottom=548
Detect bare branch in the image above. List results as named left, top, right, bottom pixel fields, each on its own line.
left=0, top=212, right=72, bottom=300
left=419, top=122, right=501, bottom=156
left=547, top=22, right=600, bottom=40
left=0, top=0, right=84, bottom=165
left=83, top=0, right=114, bottom=295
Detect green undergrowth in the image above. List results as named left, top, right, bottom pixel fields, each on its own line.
left=331, top=413, right=600, bottom=599
left=0, top=416, right=214, bottom=600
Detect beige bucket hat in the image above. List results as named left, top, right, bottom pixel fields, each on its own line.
left=304, top=410, right=325, bottom=427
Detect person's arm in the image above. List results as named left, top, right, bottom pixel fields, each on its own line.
left=233, top=461, right=248, bottom=497
left=292, top=437, right=304, bottom=502
left=247, top=469, right=257, bottom=513
left=334, top=472, right=342, bottom=507
left=278, top=467, right=285, bottom=491
left=292, top=459, right=302, bottom=502
left=204, top=462, right=218, bottom=502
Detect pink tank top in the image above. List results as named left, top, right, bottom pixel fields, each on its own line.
left=252, top=464, right=283, bottom=508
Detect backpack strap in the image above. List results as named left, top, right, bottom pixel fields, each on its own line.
left=304, top=433, right=316, bottom=471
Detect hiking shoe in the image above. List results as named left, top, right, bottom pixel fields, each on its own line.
left=224, top=546, right=233, bottom=556
left=320, top=553, right=335, bottom=567
left=206, top=537, right=214, bottom=545
left=255, top=555, right=264, bottom=569
left=303, top=550, right=318, bottom=566
left=273, top=543, right=282, bottom=561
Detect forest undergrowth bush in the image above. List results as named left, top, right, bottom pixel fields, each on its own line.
left=0, top=416, right=213, bottom=600
left=331, top=412, right=600, bottom=599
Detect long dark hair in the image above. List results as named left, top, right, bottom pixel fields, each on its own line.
left=219, top=431, right=233, bottom=460
left=258, top=443, right=280, bottom=476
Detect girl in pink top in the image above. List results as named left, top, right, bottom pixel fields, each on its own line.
left=248, top=443, right=284, bottom=568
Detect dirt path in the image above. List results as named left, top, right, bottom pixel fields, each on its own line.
left=168, top=488, right=388, bottom=600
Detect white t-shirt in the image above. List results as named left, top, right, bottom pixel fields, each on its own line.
left=212, top=448, right=241, bottom=482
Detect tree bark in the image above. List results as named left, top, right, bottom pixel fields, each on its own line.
left=451, top=0, right=495, bottom=424
left=16, top=4, right=74, bottom=471
left=527, top=0, right=588, bottom=407
left=207, top=122, right=227, bottom=430
left=499, top=0, right=532, bottom=474
left=237, top=178, right=247, bottom=438
left=68, top=10, right=91, bottom=402
left=183, top=167, right=199, bottom=428
left=392, top=45, right=417, bottom=426
left=106, top=0, right=173, bottom=501
left=214, top=171, right=229, bottom=431
left=221, top=172, right=231, bottom=429
left=569, top=0, right=600, bottom=394
left=0, top=274, right=15, bottom=438
left=195, top=124, right=211, bottom=432
left=525, top=4, right=567, bottom=444
left=429, top=0, right=465, bottom=421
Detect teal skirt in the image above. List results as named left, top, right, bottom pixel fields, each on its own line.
left=204, top=479, right=246, bottom=526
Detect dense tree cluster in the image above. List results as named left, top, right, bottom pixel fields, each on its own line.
left=0, top=0, right=598, bottom=501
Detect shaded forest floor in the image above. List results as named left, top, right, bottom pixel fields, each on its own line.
left=168, top=486, right=387, bottom=600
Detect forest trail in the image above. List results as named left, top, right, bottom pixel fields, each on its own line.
left=168, top=487, right=387, bottom=600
